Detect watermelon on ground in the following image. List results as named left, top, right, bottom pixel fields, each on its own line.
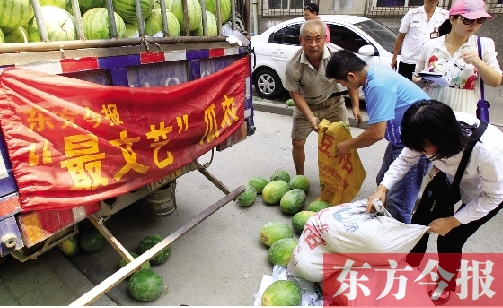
left=118, top=252, right=151, bottom=270
left=83, top=8, right=127, bottom=39
left=279, top=189, right=306, bottom=215
left=292, top=211, right=315, bottom=234
left=261, top=280, right=302, bottom=306
left=259, top=221, right=293, bottom=247
left=248, top=176, right=269, bottom=194
left=268, top=237, right=297, bottom=267
left=192, top=10, right=217, bottom=36
left=144, top=8, right=180, bottom=37
left=237, top=184, right=257, bottom=207
left=28, top=6, right=76, bottom=43
left=307, top=199, right=330, bottom=212
left=138, top=234, right=171, bottom=265
left=289, top=174, right=310, bottom=191
left=113, top=0, right=154, bottom=24
left=0, top=0, right=34, bottom=29
left=171, top=0, right=202, bottom=32
left=270, top=169, right=290, bottom=182
left=57, top=236, right=79, bottom=256
left=127, top=269, right=164, bottom=301
left=80, top=226, right=107, bottom=253
left=205, top=0, right=231, bottom=24
left=262, top=180, right=290, bottom=205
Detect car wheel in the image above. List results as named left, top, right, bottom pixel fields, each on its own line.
left=253, top=68, right=284, bottom=99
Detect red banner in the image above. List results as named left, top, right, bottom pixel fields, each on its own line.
left=0, top=57, right=248, bottom=211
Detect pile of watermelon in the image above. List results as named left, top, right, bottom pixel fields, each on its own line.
left=0, top=0, right=233, bottom=43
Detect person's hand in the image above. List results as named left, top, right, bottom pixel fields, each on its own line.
left=308, top=116, right=320, bottom=132
left=427, top=216, right=461, bottom=236
left=366, top=185, right=387, bottom=213
left=352, top=108, right=362, bottom=128
left=412, top=76, right=432, bottom=88
left=462, top=52, right=483, bottom=68
left=335, top=140, right=351, bottom=157
left=391, top=59, right=397, bottom=71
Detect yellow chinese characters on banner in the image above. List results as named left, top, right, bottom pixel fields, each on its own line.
left=318, top=120, right=366, bottom=206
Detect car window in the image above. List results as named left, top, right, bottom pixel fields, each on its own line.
left=353, top=20, right=397, bottom=53
left=268, top=23, right=301, bottom=45
left=327, top=24, right=368, bottom=53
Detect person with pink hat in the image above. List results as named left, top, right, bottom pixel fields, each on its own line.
left=412, top=0, right=502, bottom=120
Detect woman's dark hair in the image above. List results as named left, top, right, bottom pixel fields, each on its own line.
left=326, top=50, right=366, bottom=81
left=400, top=100, right=475, bottom=160
left=438, top=18, right=452, bottom=36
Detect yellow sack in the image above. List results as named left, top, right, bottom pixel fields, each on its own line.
left=318, top=120, right=366, bottom=205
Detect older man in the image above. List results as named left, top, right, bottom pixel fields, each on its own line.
left=284, top=19, right=361, bottom=175
left=391, top=0, right=449, bottom=80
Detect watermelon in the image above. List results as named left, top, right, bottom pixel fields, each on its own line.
left=39, top=0, right=69, bottom=9
left=270, top=169, right=290, bottom=183
left=285, top=98, right=295, bottom=106
left=192, top=10, right=217, bottom=36
left=205, top=0, right=231, bottom=24
left=57, top=236, right=79, bottom=256
left=171, top=0, right=202, bottom=32
left=0, top=0, right=34, bottom=29
left=79, top=0, right=106, bottom=12
left=125, top=23, right=139, bottom=38
left=83, top=8, right=127, bottom=39
left=280, top=189, right=306, bottom=215
left=3, top=26, right=29, bottom=43
left=237, top=184, right=257, bottom=207
left=268, top=237, right=297, bottom=267
left=262, top=180, right=290, bottom=205
left=261, top=280, right=302, bottom=306
left=259, top=221, right=293, bottom=247
left=113, top=0, right=154, bottom=24
left=28, top=6, right=76, bottom=43
left=119, top=252, right=151, bottom=270
left=292, top=211, right=315, bottom=234
left=80, top=226, right=107, bottom=253
left=128, top=269, right=164, bottom=301
left=289, top=174, right=310, bottom=191
left=0, top=28, right=3, bottom=43
left=138, top=234, right=171, bottom=265
left=248, top=176, right=269, bottom=194
left=307, top=199, right=330, bottom=212
left=144, top=8, right=180, bottom=37
left=153, top=0, right=173, bottom=9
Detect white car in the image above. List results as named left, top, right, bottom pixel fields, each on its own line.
left=251, top=15, right=399, bottom=99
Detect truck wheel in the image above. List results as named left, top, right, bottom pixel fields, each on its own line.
left=253, top=68, right=284, bottom=99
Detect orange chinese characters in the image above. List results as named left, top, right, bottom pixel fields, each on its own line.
left=101, top=104, right=123, bottom=126
left=29, top=140, right=52, bottom=166
left=109, top=130, right=150, bottom=181
left=56, top=108, right=78, bottom=129
left=146, top=122, right=174, bottom=169
left=60, top=134, right=109, bottom=190
left=23, top=107, right=55, bottom=131
left=221, top=95, right=240, bottom=128
left=83, top=107, right=102, bottom=128
left=200, top=103, right=219, bottom=145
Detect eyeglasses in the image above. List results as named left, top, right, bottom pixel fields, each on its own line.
left=458, top=16, right=486, bottom=25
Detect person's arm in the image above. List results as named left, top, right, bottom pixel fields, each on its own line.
left=289, top=91, right=318, bottom=131
left=464, top=38, right=503, bottom=86
left=348, top=87, right=362, bottom=127
left=335, top=121, right=387, bottom=156
left=392, top=33, right=406, bottom=71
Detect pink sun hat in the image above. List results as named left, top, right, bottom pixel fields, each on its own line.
left=449, top=0, right=493, bottom=19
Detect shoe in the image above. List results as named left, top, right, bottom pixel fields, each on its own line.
left=428, top=289, right=451, bottom=306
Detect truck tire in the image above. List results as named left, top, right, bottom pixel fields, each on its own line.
left=253, top=67, right=284, bottom=99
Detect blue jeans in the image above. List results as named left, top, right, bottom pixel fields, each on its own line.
left=376, top=142, right=431, bottom=224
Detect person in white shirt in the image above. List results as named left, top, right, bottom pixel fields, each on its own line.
left=392, top=0, right=449, bottom=80
left=366, top=100, right=503, bottom=304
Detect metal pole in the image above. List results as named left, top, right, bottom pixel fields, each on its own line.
left=29, top=0, right=49, bottom=42
left=104, top=0, right=118, bottom=39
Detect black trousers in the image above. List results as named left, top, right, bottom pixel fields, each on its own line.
left=398, top=62, right=416, bottom=80
left=406, top=200, right=503, bottom=291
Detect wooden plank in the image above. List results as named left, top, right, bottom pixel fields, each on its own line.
left=69, top=185, right=245, bottom=306
left=88, top=216, right=134, bottom=262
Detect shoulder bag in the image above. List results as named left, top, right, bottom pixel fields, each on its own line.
left=476, top=36, right=490, bottom=123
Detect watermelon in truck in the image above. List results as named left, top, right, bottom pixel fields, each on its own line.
left=0, top=0, right=254, bottom=269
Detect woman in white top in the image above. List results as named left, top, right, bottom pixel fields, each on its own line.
left=413, top=0, right=502, bottom=117
left=366, top=100, right=503, bottom=304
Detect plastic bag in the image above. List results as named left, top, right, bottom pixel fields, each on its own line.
left=318, top=120, right=366, bottom=206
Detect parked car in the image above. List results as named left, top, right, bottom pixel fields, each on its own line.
left=251, top=15, right=399, bottom=99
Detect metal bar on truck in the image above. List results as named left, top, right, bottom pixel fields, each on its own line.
left=104, top=0, right=118, bottom=39
left=71, top=0, right=85, bottom=40
left=30, top=0, right=49, bottom=42
left=200, top=0, right=207, bottom=36
left=68, top=185, right=245, bottom=306
left=216, top=0, right=222, bottom=35
left=231, top=0, right=236, bottom=30
left=134, top=0, right=146, bottom=37
left=182, top=0, right=190, bottom=36
left=159, top=0, right=170, bottom=37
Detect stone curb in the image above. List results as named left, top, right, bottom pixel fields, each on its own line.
left=252, top=101, right=370, bottom=130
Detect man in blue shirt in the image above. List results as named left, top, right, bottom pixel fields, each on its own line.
left=325, top=49, right=431, bottom=224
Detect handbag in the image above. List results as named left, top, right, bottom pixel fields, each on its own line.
left=476, top=36, right=490, bottom=123
left=411, top=121, right=488, bottom=225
